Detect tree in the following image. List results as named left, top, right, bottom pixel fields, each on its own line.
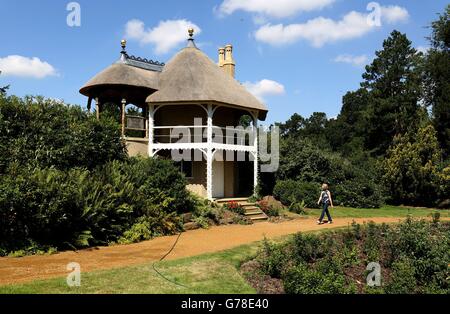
left=328, top=89, right=370, bottom=156
left=361, top=30, right=423, bottom=155
left=381, top=124, right=442, bottom=206
left=423, top=5, right=450, bottom=157
left=0, top=95, right=127, bottom=173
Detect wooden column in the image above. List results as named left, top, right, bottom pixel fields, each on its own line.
left=148, top=104, right=155, bottom=157
left=253, top=114, right=259, bottom=196
left=206, top=104, right=214, bottom=200
left=95, top=98, right=100, bottom=120
left=143, top=105, right=149, bottom=139
left=121, top=99, right=126, bottom=137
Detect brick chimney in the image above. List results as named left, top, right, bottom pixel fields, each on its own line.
left=218, top=44, right=235, bottom=78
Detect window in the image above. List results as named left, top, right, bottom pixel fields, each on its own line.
left=178, top=160, right=193, bottom=179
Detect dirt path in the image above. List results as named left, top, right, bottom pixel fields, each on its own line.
left=0, top=217, right=407, bottom=286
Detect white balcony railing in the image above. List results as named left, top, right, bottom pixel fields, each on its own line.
left=152, top=125, right=256, bottom=146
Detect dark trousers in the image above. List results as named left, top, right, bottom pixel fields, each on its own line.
left=319, top=202, right=332, bottom=222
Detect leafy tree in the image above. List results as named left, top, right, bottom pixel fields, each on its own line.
left=328, top=89, right=370, bottom=156
left=381, top=124, right=443, bottom=206
left=361, top=30, right=423, bottom=155
left=278, top=112, right=330, bottom=149
left=423, top=5, right=450, bottom=157
left=0, top=95, right=127, bottom=173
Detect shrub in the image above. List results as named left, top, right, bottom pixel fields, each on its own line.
left=0, top=95, right=126, bottom=173
left=273, top=180, right=318, bottom=208
left=258, top=239, right=288, bottom=278
left=385, top=257, right=417, bottom=294
left=257, top=200, right=280, bottom=217
left=283, top=263, right=355, bottom=294
left=0, top=157, right=187, bottom=254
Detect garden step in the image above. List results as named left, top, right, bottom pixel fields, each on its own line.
left=245, top=209, right=264, bottom=216
left=243, top=205, right=260, bottom=211
left=215, top=197, right=249, bottom=204
left=240, top=202, right=258, bottom=207
left=249, top=214, right=269, bottom=221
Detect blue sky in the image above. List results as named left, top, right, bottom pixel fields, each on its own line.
left=0, top=0, right=448, bottom=124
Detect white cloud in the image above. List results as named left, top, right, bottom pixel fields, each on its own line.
left=380, top=5, right=409, bottom=24
left=243, top=79, right=285, bottom=101
left=416, top=45, right=430, bottom=54
left=218, top=0, right=335, bottom=18
left=0, top=55, right=57, bottom=79
left=334, top=54, right=369, bottom=67
left=125, top=19, right=201, bottom=55
left=255, top=5, right=409, bottom=47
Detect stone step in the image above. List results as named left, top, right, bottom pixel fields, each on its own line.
left=240, top=202, right=257, bottom=207
left=215, top=197, right=249, bottom=204
left=245, top=209, right=264, bottom=216
left=249, top=214, right=269, bottom=221
left=243, top=205, right=260, bottom=211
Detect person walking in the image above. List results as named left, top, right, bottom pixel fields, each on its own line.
left=317, top=183, right=333, bottom=225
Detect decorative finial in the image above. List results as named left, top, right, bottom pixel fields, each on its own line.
left=188, top=28, right=194, bottom=38
left=121, top=39, right=127, bottom=51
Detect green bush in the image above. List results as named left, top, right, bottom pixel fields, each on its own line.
left=0, top=157, right=188, bottom=255
left=258, top=239, right=288, bottom=278
left=283, top=263, right=355, bottom=294
left=0, top=95, right=126, bottom=173
left=273, top=180, right=318, bottom=208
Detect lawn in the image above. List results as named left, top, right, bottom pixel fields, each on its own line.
left=302, top=205, right=448, bottom=218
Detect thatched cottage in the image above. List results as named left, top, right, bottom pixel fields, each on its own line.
left=80, top=29, right=268, bottom=200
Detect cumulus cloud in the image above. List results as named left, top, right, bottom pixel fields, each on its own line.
left=243, top=79, right=285, bottom=101
left=218, top=0, right=335, bottom=18
left=380, top=5, right=409, bottom=24
left=0, top=55, right=57, bottom=79
left=255, top=5, right=409, bottom=47
left=416, top=45, right=430, bottom=54
left=334, top=54, right=369, bottom=67
left=125, top=19, right=201, bottom=55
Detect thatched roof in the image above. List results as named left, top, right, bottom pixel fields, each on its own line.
left=146, top=47, right=268, bottom=120
left=79, top=62, right=160, bottom=97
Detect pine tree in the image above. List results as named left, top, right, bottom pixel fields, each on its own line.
left=362, top=30, right=423, bottom=155
left=423, top=5, right=450, bottom=157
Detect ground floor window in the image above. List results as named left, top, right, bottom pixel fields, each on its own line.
left=177, top=160, right=193, bottom=179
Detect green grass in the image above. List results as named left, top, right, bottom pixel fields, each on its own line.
left=303, top=205, right=448, bottom=218
left=0, top=205, right=447, bottom=294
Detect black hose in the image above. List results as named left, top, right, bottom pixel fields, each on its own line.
left=152, top=232, right=189, bottom=289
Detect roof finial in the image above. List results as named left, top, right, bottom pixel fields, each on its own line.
left=121, top=39, right=127, bottom=52
left=187, top=27, right=197, bottom=48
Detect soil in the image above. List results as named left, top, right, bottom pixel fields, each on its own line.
left=0, top=217, right=408, bottom=286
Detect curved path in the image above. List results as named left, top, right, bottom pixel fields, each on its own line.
left=0, top=217, right=407, bottom=286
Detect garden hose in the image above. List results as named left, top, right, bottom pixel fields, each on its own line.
left=152, top=231, right=189, bottom=289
